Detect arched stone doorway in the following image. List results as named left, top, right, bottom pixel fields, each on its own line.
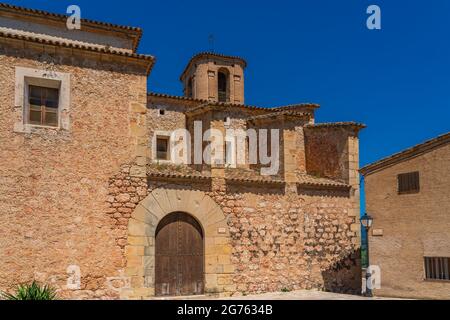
left=155, top=212, right=204, bottom=296
left=122, top=188, right=233, bottom=299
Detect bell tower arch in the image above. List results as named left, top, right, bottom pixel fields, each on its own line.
left=180, top=52, right=246, bottom=104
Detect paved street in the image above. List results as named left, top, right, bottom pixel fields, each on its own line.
left=153, top=290, right=400, bottom=300
left=218, top=290, right=396, bottom=300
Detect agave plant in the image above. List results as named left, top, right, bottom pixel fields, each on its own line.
left=1, top=281, right=57, bottom=300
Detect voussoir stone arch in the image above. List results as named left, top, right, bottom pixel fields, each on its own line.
left=121, top=188, right=234, bottom=299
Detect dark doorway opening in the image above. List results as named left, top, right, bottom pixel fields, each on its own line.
left=155, top=212, right=204, bottom=296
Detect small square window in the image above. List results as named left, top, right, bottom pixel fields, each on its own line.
left=156, top=136, right=170, bottom=160
left=27, top=85, right=59, bottom=127
left=14, top=67, right=70, bottom=134
left=398, top=171, right=420, bottom=194
left=159, top=109, right=165, bottom=116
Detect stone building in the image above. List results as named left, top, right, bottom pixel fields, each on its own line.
left=360, top=133, right=450, bottom=299
left=0, top=4, right=364, bottom=299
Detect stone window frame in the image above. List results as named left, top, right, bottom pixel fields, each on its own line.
left=152, top=130, right=173, bottom=164
left=14, top=67, right=71, bottom=133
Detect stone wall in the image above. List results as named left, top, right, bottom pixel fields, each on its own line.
left=216, top=183, right=361, bottom=295
left=0, top=40, right=362, bottom=300
left=99, top=171, right=362, bottom=299
left=0, top=45, right=147, bottom=299
left=304, top=128, right=349, bottom=181
left=146, top=99, right=186, bottom=161
left=365, top=144, right=450, bottom=299
left=111, top=177, right=361, bottom=298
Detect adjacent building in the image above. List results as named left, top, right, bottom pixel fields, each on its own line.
left=361, top=132, right=450, bottom=299
left=0, top=3, right=365, bottom=299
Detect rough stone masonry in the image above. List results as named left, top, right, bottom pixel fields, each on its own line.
left=0, top=4, right=364, bottom=299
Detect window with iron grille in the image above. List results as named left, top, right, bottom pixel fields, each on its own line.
left=424, top=257, right=450, bottom=281
left=156, top=136, right=170, bottom=160
left=28, top=85, right=59, bottom=127
left=397, top=171, right=420, bottom=194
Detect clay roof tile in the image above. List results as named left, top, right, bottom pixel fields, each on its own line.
left=0, top=3, right=143, bottom=51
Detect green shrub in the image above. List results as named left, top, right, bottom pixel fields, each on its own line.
left=1, top=281, right=57, bottom=300
left=281, top=287, right=291, bottom=293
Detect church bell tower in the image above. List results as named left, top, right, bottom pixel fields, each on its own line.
left=180, top=52, right=246, bottom=104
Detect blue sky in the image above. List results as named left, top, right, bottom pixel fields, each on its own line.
left=7, top=0, right=450, bottom=169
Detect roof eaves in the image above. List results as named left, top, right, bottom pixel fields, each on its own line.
left=0, top=3, right=143, bottom=52
left=304, top=122, right=366, bottom=132
left=296, top=181, right=351, bottom=190
left=225, top=177, right=285, bottom=185
left=360, top=132, right=450, bottom=176
left=0, top=31, right=155, bottom=74
left=148, top=172, right=211, bottom=181
left=248, top=111, right=312, bottom=122
left=148, top=92, right=208, bottom=103
left=272, top=103, right=320, bottom=111
left=148, top=93, right=319, bottom=114
left=180, top=51, right=247, bottom=81
left=186, top=102, right=320, bottom=115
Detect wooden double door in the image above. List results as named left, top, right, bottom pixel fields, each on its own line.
left=155, top=212, right=204, bottom=296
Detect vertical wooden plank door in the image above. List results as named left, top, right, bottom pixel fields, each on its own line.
left=155, top=212, right=204, bottom=296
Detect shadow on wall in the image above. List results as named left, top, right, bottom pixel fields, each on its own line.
left=321, top=249, right=362, bottom=295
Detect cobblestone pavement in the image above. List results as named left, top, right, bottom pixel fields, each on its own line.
left=153, top=290, right=400, bottom=300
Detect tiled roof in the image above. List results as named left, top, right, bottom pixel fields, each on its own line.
left=271, top=104, right=320, bottom=111
left=225, top=168, right=284, bottom=185
left=296, top=173, right=350, bottom=189
left=146, top=163, right=350, bottom=189
left=0, top=3, right=143, bottom=51
left=149, top=92, right=320, bottom=111
left=190, top=52, right=247, bottom=66
left=186, top=102, right=277, bottom=113
left=0, top=31, right=155, bottom=74
left=248, top=111, right=312, bottom=122
left=188, top=102, right=319, bottom=115
left=147, top=163, right=210, bottom=181
left=360, top=132, right=450, bottom=176
left=148, top=92, right=319, bottom=114
left=305, top=122, right=366, bottom=130
left=180, top=52, right=247, bottom=80
left=148, top=92, right=208, bottom=104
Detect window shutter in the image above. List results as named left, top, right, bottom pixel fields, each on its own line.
left=398, top=171, right=420, bottom=194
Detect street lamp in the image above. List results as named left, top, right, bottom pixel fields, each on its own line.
left=361, top=213, right=373, bottom=297
left=361, top=213, right=373, bottom=230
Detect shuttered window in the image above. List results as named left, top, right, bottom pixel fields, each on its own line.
left=28, top=85, right=59, bottom=127
left=424, top=257, right=450, bottom=281
left=398, top=171, right=420, bottom=194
